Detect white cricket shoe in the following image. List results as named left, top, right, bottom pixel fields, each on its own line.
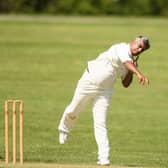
left=97, top=159, right=110, bottom=166
left=59, top=131, right=68, bottom=144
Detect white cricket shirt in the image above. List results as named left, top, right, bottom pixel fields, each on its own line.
left=81, top=43, right=133, bottom=89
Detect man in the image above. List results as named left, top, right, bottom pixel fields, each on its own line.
left=58, top=36, right=150, bottom=165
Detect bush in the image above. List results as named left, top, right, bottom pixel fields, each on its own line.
left=0, top=0, right=168, bottom=16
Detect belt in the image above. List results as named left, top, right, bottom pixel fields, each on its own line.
left=86, top=67, right=89, bottom=73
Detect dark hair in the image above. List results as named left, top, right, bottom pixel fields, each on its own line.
left=136, top=36, right=150, bottom=50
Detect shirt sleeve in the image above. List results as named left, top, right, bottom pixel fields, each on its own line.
left=116, top=44, right=132, bottom=63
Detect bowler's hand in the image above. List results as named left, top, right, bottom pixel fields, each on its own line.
left=137, top=72, right=149, bottom=85
left=133, top=60, right=138, bottom=67
left=133, top=55, right=139, bottom=67
left=123, top=61, right=149, bottom=85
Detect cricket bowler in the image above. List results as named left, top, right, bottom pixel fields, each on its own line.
left=58, top=36, right=150, bottom=165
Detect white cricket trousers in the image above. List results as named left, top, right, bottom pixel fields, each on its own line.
left=58, top=70, right=112, bottom=161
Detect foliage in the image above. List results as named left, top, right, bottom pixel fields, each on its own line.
left=0, top=0, right=168, bottom=16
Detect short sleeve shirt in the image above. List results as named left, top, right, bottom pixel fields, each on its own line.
left=98, top=43, right=133, bottom=78
left=86, top=43, right=133, bottom=88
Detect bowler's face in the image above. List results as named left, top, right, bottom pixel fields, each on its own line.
left=131, top=40, right=144, bottom=56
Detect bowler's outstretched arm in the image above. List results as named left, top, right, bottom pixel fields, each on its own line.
left=123, top=61, right=149, bottom=85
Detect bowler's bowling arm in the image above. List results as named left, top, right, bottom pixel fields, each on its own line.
left=123, top=61, right=149, bottom=85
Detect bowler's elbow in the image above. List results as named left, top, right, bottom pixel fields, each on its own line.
left=122, top=82, right=130, bottom=88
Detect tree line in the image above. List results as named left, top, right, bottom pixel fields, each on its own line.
left=0, top=0, right=168, bottom=16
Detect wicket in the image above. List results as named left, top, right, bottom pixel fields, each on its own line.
left=5, top=100, right=24, bottom=164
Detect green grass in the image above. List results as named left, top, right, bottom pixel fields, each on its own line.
left=0, top=15, right=168, bottom=167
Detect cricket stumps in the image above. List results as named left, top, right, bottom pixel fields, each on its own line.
left=5, top=100, right=24, bottom=165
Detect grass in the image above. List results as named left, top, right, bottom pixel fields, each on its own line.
left=0, top=163, right=145, bottom=168
left=0, top=15, right=168, bottom=167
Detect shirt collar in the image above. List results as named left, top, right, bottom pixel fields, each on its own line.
left=127, top=44, right=132, bottom=57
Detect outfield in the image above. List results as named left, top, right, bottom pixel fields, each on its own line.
left=0, top=15, right=168, bottom=167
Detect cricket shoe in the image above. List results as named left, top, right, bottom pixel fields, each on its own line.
left=97, top=159, right=110, bottom=166
left=59, top=131, right=68, bottom=144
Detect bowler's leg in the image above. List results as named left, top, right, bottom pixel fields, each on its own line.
left=92, top=91, right=111, bottom=165
left=58, top=84, right=92, bottom=144
left=58, top=93, right=90, bottom=132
